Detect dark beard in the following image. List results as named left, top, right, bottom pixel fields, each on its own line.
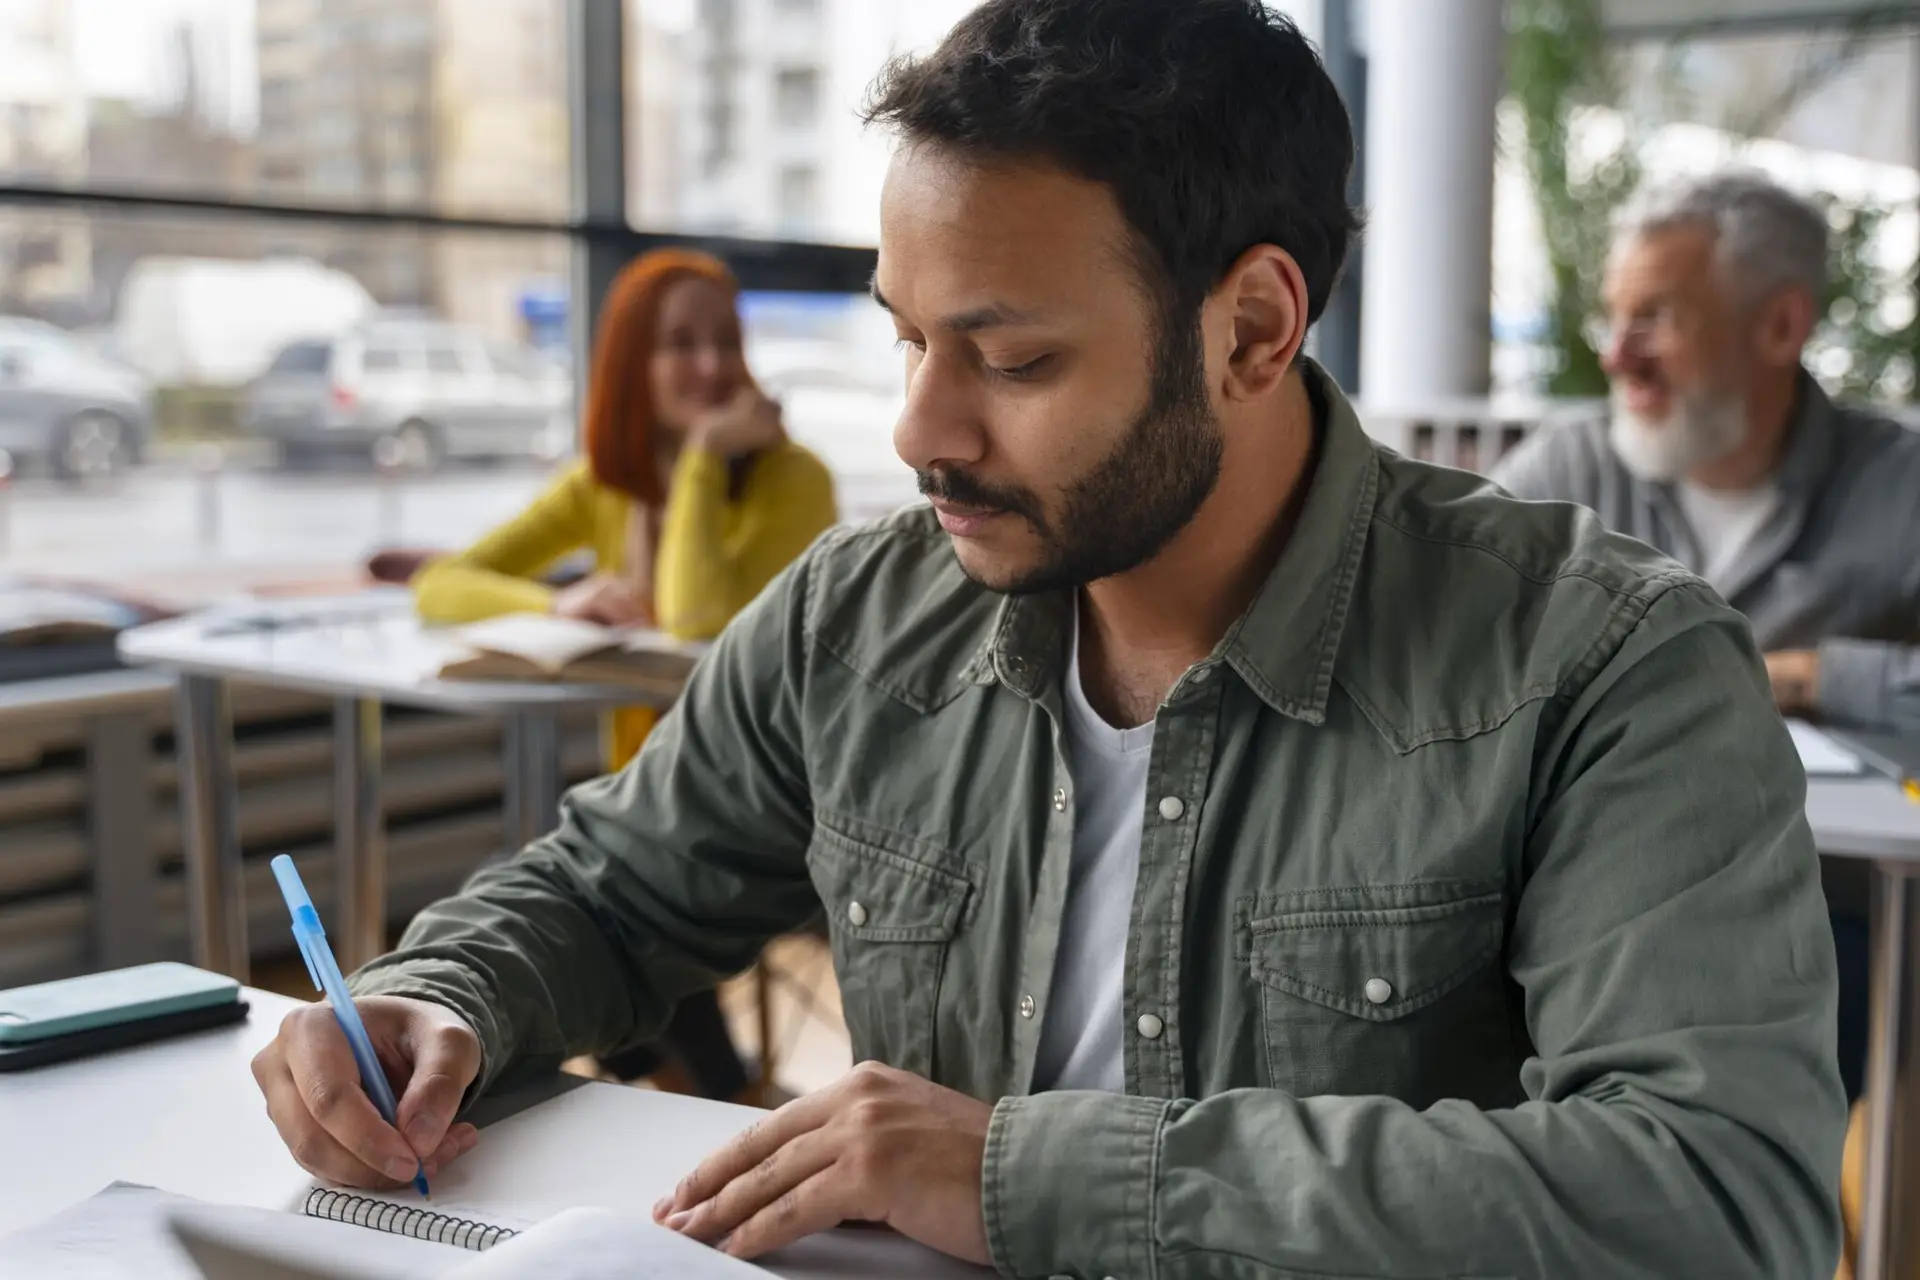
left=916, top=312, right=1223, bottom=594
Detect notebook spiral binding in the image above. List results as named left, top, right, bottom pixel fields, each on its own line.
left=302, top=1187, right=519, bottom=1252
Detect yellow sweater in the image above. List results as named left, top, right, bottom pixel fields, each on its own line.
left=414, top=442, right=837, bottom=765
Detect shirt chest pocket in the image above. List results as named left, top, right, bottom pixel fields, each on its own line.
left=806, top=821, right=972, bottom=1078
left=1242, top=883, right=1523, bottom=1108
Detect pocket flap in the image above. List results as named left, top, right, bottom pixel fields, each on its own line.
left=1248, top=889, right=1504, bottom=1022
left=808, top=823, right=971, bottom=943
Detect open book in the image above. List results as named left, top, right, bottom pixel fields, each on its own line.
left=0, top=582, right=154, bottom=646
left=434, top=614, right=706, bottom=697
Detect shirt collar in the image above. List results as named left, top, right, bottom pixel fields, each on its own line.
left=976, top=359, right=1379, bottom=725
left=1770, top=370, right=1840, bottom=505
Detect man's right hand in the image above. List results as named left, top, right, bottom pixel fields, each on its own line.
left=252, top=995, right=484, bottom=1189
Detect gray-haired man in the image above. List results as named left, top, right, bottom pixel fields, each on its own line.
left=1495, top=171, right=1920, bottom=741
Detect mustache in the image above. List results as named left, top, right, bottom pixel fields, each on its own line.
left=915, top=466, right=1042, bottom=524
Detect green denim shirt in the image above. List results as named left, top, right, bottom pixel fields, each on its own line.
left=353, top=364, right=1843, bottom=1279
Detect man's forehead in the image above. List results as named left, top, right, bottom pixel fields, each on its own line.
left=875, top=145, right=1136, bottom=316
left=1608, top=224, right=1719, bottom=290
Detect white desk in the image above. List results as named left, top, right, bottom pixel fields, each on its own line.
left=0, top=990, right=977, bottom=1279
left=118, top=597, right=662, bottom=980
left=1798, top=727, right=1920, bottom=1280
left=1807, top=775, right=1920, bottom=862
left=0, top=990, right=313, bottom=1237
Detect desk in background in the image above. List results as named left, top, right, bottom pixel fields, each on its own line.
left=1801, top=722, right=1920, bottom=1280
left=119, top=598, right=657, bottom=981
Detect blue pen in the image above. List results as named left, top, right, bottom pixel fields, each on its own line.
left=270, top=854, right=430, bottom=1197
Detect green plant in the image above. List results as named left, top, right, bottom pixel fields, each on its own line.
left=1506, top=0, right=1640, bottom=396
left=1815, top=197, right=1920, bottom=403
left=1506, top=0, right=1914, bottom=402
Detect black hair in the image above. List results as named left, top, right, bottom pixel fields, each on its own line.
left=862, top=0, right=1362, bottom=327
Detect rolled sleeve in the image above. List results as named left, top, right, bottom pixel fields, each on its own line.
left=1818, top=636, right=1920, bottom=736
left=984, top=1091, right=1176, bottom=1279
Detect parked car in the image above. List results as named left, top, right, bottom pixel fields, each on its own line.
left=114, top=255, right=374, bottom=386
left=243, top=319, right=572, bottom=470
left=0, top=318, right=154, bottom=482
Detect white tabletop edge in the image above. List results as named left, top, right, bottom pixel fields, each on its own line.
left=119, top=617, right=663, bottom=712
left=1806, top=775, right=1920, bottom=865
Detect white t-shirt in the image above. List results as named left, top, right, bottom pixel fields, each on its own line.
left=1031, top=613, right=1152, bottom=1094
left=1675, top=481, right=1781, bottom=593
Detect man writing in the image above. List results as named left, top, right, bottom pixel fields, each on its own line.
left=254, top=3, right=1844, bottom=1275
left=1494, top=171, right=1920, bottom=738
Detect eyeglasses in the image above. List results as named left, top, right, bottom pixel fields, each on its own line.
left=1589, top=303, right=1685, bottom=355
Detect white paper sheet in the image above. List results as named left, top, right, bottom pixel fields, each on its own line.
left=1788, top=719, right=1866, bottom=776
left=0, top=1184, right=450, bottom=1280
left=450, top=1208, right=771, bottom=1279
left=293, top=1081, right=990, bottom=1279
left=291, top=1082, right=758, bottom=1232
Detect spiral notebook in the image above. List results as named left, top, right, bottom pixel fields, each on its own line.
left=6, top=1085, right=988, bottom=1279
left=279, top=1079, right=991, bottom=1279
left=280, top=1080, right=734, bottom=1253
left=1, top=1182, right=771, bottom=1279
left=296, top=1186, right=522, bottom=1253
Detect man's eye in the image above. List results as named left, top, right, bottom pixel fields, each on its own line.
left=988, top=355, right=1053, bottom=381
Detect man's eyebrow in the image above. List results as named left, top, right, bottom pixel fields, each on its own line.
left=868, top=279, right=1047, bottom=333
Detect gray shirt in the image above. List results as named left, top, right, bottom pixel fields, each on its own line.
left=1493, top=377, right=1920, bottom=738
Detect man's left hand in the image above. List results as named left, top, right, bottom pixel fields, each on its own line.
left=652, top=1061, right=994, bottom=1265
left=1766, top=649, right=1821, bottom=716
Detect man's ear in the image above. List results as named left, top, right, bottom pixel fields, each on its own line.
left=1207, top=245, right=1310, bottom=403
left=1755, top=285, right=1817, bottom=368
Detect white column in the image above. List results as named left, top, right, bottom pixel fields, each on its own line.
left=1359, top=0, right=1502, bottom=405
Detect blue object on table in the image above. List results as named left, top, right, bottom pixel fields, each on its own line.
left=269, top=854, right=429, bottom=1197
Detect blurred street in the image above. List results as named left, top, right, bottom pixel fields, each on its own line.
left=0, top=445, right=918, bottom=600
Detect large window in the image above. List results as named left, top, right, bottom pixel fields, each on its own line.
left=0, top=206, right=570, bottom=583
left=1490, top=19, right=1920, bottom=398
left=615, top=0, right=984, bottom=525
left=5, top=0, right=570, bottom=219
left=626, top=0, right=981, bottom=244
left=1, top=0, right=920, bottom=591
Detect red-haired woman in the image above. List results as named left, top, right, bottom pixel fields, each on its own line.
left=412, top=249, right=837, bottom=1097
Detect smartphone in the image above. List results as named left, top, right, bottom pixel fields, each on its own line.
left=0, top=997, right=250, bottom=1071
left=0, top=962, right=240, bottom=1044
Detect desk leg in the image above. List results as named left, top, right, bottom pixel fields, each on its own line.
left=756, top=957, right=777, bottom=1103
left=175, top=675, right=247, bottom=980
left=503, top=711, right=563, bottom=850
left=1860, top=868, right=1920, bottom=1280
left=86, top=710, right=158, bottom=968
left=335, top=697, right=386, bottom=971
left=500, top=718, right=527, bottom=852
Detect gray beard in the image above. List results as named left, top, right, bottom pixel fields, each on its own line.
left=1608, top=387, right=1748, bottom=483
